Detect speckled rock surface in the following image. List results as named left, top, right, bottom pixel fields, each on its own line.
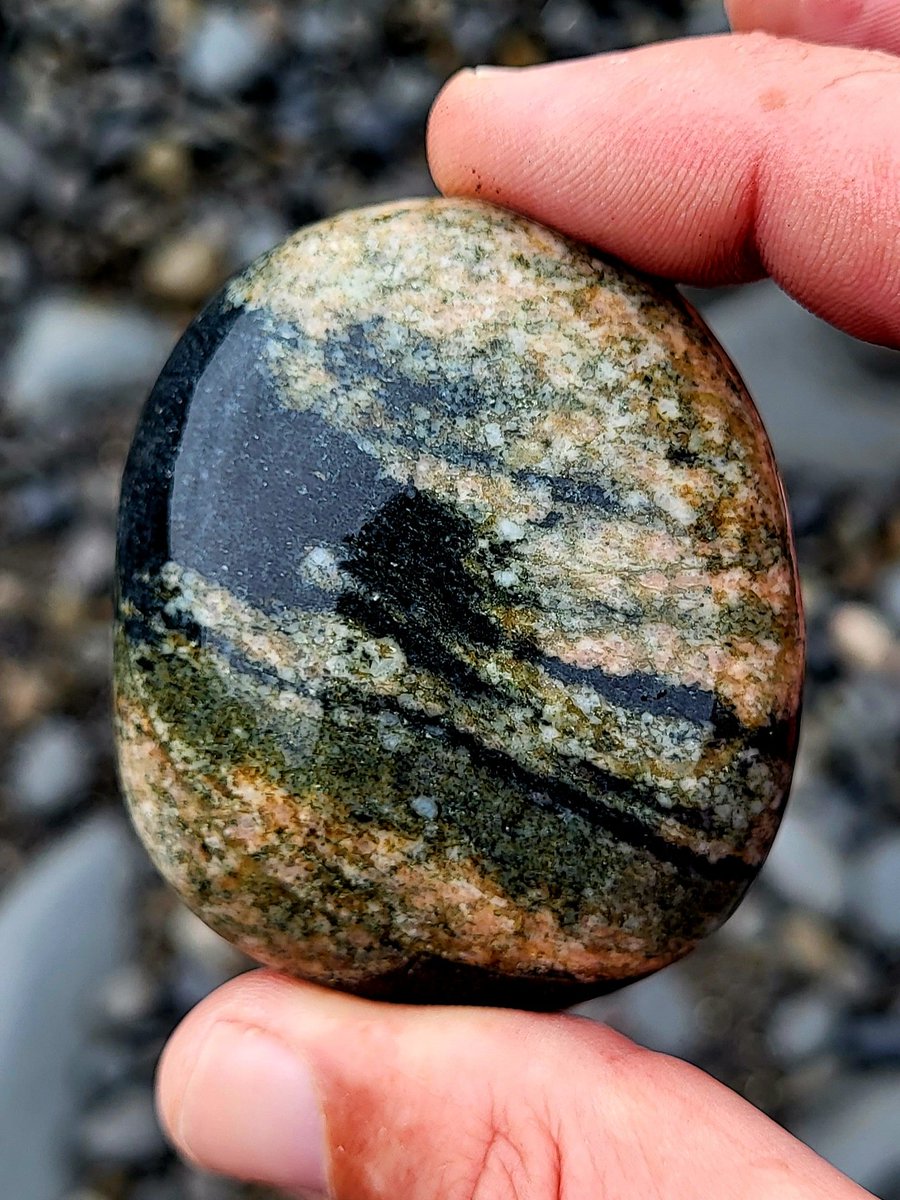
left=114, top=197, right=804, bottom=1009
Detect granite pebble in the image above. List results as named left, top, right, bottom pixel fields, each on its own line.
left=115, top=198, right=803, bottom=1008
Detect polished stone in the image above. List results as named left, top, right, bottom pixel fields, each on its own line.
left=114, top=198, right=804, bottom=1009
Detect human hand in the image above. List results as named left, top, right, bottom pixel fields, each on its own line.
left=156, top=3, right=899, bottom=1197
left=428, top=0, right=900, bottom=348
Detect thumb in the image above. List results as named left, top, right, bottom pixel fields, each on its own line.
left=157, top=969, right=868, bottom=1200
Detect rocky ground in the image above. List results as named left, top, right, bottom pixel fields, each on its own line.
left=1, top=2, right=899, bottom=1198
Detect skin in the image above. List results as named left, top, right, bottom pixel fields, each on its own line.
left=157, top=2, right=900, bottom=1196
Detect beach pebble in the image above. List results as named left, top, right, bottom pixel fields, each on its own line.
left=6, top=717, right=93, bottom=818
left=182, top=7, right=274, bottom=96
left=847, top=833, right=900, bottom=946
left=115, top=198, right=803, bottom=1009
left=5, top=296, right=172, bottom=425
left=762, top=812, right=845, bottom=918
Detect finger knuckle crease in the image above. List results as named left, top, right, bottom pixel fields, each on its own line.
left=468, top=1104, right=565, bottom=1200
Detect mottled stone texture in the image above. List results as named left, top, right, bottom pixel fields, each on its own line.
left=114, top=198, right=803, bottom=1009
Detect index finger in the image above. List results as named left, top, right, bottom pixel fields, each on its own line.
left=727, top=0, right=900, bottom=56
left=426, top=33, right=900, bottom=346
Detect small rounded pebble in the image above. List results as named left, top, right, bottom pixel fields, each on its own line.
left=7, top=717, right=93, bottom=818
left=792, top=1071, right=900, bottom=1196
left=762, top=812, right=845, bottom=918
left=877, top=562, right=900, bottom=629
left=132, top=139, right=193, bottom=196
left=55, top=524, right=116, bottom=598
left=829, top=602, right=896, bottom=672
left=96, top=964, right=160, bottom=1027
left=167, top=902, right=248, bottom=975
left=6, top=297, right=172, bottom=424
left=767, top=989, right=838, bottom=1062
left=115, top=198, right=803, bottom=1008
left=181, top=7, right=273, bottom=96
left=142, top=229, right=226, bottom=306
left=608, top=967, right=700, bottom=1058
left=848, top=833, right=900, bottom=946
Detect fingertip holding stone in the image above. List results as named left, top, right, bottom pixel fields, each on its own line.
left=172, top=1021, right=329, bottom=1195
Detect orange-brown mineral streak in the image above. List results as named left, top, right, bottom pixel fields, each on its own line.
left=116, top=697, right=680, bottom=983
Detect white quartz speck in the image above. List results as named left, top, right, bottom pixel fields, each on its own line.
left=497, top=518, right=526, bottom=542
left=409, top=795, right=439, bottom=820
left=483, top=423, right=503, bottom=448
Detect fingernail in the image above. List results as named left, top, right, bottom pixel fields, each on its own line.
left=176, top=1021, right=329, bottom=1195
left=472, top=64, right=519, bottom=77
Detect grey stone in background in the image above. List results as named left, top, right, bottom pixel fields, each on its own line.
left=291, top=3, right=381, bottom=59
left=183, top=1170, right=252, bottom=1200
left=877, top=562, right=900, bottom=630
left=787, top=775, right=862, bottom=849
left=6, top=716, right=94, bottom=819
left=6, top=477, right=78, bottom=538
left=450, top=6, right=514, bottom=60
left=4, top=297, right=174, bottom=426
left=767, top=988, right=839, bottom=1063
left=583, top=961, right=702, bottom=1059
left=847, top=832, right=900, bottom=946
left=791, top=1072, right=900, bottom=1198
left=539, top=0, right=616, bottom=56
left=822, top=675, right=900, bottom=808
left=128, top=1181, right=184, bottom=1200
left=0, top=816, right=138, bottom=1200
left=77, top=1086, right=168, bottom=1170
left=0, top=235, right=31, bottom=304
left=693, top=282, right=900, bottom=482
left=54, top=524, right=117, bottom=600
left=165, top=903, right=252, bottom=1013
left=843, top=1013, right=900, bottom=1067
left=684, top=0, right=730, bottom=35
left=181, top=7, right=275, bottom=97
left=0, top=121, right=41, bottom=223
left=96, top=964, right=162, bottom=1030
left=761, top=811, right=845, bottom=919
left=231, top=209, right=292, bottom=271
left=167, top=903, right=250, bottom=976
left=126, top=1174, right=251, bottom=1200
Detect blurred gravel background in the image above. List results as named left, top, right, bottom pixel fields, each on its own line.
left=1, top=2, right=899, bottom=1198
